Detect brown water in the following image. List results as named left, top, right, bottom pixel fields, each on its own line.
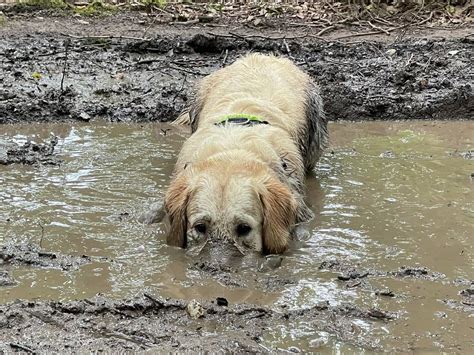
left=1, top=121, right=473, bottom=352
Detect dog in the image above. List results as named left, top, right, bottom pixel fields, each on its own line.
left=164, top=53, right=327, bottom=255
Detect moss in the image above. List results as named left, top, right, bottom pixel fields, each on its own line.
left=74, top=1, right=117, bottom=16
left=141, top=0, right=167, bottom=8
left=17, top=0, right=69, bottom=10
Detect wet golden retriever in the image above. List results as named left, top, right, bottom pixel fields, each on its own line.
left=165, top=53, right=327, bottom=255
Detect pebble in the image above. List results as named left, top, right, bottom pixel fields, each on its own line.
left=78, top=112, right=91, bottom=122
left=186, top=300, right=205, bottom=319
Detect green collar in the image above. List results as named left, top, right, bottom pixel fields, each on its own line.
left=215, top=113, right=269, bottom=126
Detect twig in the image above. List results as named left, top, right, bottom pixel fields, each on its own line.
left=283, top=39, right=293, bottom=59
left=144, top=292, right=164, bottom=306
left=405, top=53, right=414, bottom=67
left=222, top=49, right=229, bottom=67
left=207, top=31, right=366, bottom=46
left=38, top=221, right=45, bottom=249
left=332, top=11, right=433, bottom=41
left=170, top=19, right=200, bottom=26
left=60, top=39, right=70, bottom=93
left=136, top=58, right=162, bottom=65
left=9, top=343, right=34, bottom=353
left=316, top=25, right=335, bottom=36
left=334, top=26, right=403, bottom=40
left=142, top=15, right=159, bottom=39
left=222, top=31, right=328, bottom=42
left=367, top=21, right=391, bottom=35
left=151, top=4, right=173, bottom=15
left=99, top=329, right=152, bottom=347
left=173, top=74, right=187, bottom=102
left=169, top=63, right=205, bottom=76
left=417, top=11, right=434, bottom=26
left=59, top=33, right=149, bottom=41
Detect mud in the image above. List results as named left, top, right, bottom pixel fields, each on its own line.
left=0, top=15, right=473, bottom=124
left=0, top=136, right=60, bottom=165
left=0, top=271, right=16, bottom=287
left=0, top=11, right=473, bottom=350
left=0, top=293, right=393, bottom=353
left=0, top=243, right=95, bottom=271
left=319, top=259, right=446, bottom=281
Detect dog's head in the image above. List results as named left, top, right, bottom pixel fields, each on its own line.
left=164, top=159, right=297, bottom=255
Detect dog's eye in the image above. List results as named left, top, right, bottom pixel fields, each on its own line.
left=194, top=223, right=207, bottom=234
left=236, top=224, right=251, bottom=237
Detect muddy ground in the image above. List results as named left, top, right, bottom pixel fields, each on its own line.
left=0, top=240, right=472, bottom=352
left=0, top=13, right=473, bottom=124
left=0, top=10, right=473, bottom=353
left=1, top=241, right=471, bottom=353
left=0, top=291, right=391, bottom=352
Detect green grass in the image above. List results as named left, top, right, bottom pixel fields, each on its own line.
left=17, top=0, right=69, bottom=9
left=74, top=1, right=118, bottom=16
left=140, top=0, right=167, bottom=8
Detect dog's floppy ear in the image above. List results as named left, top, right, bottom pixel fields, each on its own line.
left=259, top=177, right=297, bottom=254
left=164, top=173, right=190, bottom=248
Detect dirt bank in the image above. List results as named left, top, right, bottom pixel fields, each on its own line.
left=1, top=238, right=472, bottom=352
left=0, top=13, right=472, bottom=124
left=0, top=291, right=394, bottom=352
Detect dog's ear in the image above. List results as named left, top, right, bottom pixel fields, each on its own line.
left=164, top=173, right=190, bottom=248
left=259, top=178, right=297, bottom=254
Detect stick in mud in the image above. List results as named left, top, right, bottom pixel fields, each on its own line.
left=60, top=39, right=70, bottom=93
left=38, top=221, right=44, bottom=249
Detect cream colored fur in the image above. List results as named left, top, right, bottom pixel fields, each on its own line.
left=165, top=53, right=325, bottom=254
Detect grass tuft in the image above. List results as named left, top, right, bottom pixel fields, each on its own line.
left=74, top=1, right=118, bottom=16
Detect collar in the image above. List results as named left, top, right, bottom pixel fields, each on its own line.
left=215, top=113, right=269, bottom=126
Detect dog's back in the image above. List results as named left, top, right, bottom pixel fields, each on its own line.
left=181, top=53, right=327, bottom=171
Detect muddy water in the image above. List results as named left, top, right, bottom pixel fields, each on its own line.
left=1, top=121, right=473, bottom=352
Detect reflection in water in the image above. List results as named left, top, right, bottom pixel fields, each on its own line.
left=0, top=121, right=473, bottom=352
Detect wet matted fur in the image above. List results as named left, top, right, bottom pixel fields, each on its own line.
left=165, top=53, right=327, bottom=254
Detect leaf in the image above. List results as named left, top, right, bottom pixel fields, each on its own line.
left=32, top=72, right=42, bottom=81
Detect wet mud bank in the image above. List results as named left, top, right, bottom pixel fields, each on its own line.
left=1, top=240, right=472, bottom=352
left=0, top=136, right=60, bottom=165
left=0, top=17, right=473, bottom=124
left=0, top=293, right=393, bottom=352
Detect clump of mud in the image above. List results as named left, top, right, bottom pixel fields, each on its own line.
left=442, top=286, right=474, bottom=314
left=0, top=271, right=16, bottom=287
left=0, top=243, right=92, bottom=271
left=0, top=136, right=60, bottom=166
left=319, top=259, right=445, bottom=281
left=318, top=259, right=447, bottom=293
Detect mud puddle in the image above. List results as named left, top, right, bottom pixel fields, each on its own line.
left=0, top=121, right=473, bottom=352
